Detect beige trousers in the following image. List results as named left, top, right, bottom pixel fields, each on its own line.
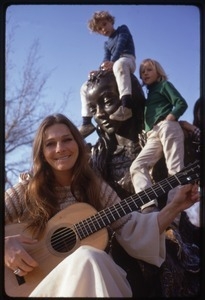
left=130, top=120, right=184, bottom=221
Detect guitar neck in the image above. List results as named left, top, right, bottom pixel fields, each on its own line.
left=74, top=161, right=199, bottom=240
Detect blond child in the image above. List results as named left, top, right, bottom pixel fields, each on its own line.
left=130, top=58, right=188, bottom=220
left=79, top=11, right=136, bottom=137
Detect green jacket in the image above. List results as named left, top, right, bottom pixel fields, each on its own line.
left=144, top=80, right=188, bottom=132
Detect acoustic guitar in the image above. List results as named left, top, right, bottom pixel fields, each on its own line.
left=4, top=160, right=200, bottom=297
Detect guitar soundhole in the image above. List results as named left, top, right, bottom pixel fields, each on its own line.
left=50, top=227, right=76, bottom=253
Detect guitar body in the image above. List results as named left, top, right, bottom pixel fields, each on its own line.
left=4, top=202, right=108, bottom=297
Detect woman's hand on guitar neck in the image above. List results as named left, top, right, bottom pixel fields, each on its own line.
left=157, top=183, right=200, bottom=234
left=5, top=234, right=39, bottom=276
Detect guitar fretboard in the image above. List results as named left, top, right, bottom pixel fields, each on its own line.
left=74, top=161, right=199, bottom=240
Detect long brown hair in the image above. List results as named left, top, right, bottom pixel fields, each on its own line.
left=25, top=114, right=103, bottom=236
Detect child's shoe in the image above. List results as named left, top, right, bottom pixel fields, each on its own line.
left=79, top=124, right=95, bottom=138
left=109, top=106, right=132, bottom=121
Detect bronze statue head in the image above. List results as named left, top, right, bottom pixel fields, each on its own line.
left=86, top=70, right=145, bottom=136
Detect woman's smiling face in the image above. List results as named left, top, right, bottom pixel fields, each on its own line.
left=43, top=123, right=79, bottom=178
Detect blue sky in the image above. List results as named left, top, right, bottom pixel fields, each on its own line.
left=6, top=4, right=200, bottom=146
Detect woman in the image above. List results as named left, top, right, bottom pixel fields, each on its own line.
left=5, top=114, right=199, bottom=297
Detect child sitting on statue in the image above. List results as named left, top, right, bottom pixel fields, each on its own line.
left=79, top=11, right=136, bottom=138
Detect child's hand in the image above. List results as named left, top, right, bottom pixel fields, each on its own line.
left=101, top=61, right=114, bottom=71
left=165, top=113, right=176, bottom=121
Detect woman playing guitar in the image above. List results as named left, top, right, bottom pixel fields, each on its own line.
left=4, top=114, right=199, bottom=297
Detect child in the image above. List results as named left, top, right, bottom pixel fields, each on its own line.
left=79, top=11, right=136, bottom=138
left=130, top=58, right=188, bottom=218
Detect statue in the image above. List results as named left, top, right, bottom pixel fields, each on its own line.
left=85, top=69, right=200, bottom=297
left=87, top=69, right=145, bottom=198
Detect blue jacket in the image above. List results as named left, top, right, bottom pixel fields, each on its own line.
left=103, top=25, right=135, bottom=62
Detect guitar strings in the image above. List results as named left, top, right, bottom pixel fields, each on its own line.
left=74, top=163, right=199, bottom=240
left=26, top=162, right=199, bottom=255
left=48, top=163, right=199, bottom=250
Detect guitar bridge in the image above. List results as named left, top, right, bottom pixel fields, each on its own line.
left=140, top=199, right=158, bottom=211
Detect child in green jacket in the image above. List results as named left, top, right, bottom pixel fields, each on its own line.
left=130, top=58, right=188, bottom=219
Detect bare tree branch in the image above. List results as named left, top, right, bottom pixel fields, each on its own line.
left=5, top=23, right=71, bottom=188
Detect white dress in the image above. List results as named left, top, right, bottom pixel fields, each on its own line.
left=29, top=210, right=165, bottom=297
left=5, top=180, right=166, bottom=297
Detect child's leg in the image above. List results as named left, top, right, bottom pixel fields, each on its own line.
left=110, top=56, right=136, bottom=121
left=81, top=81, right=93, bottom=118
left=79, top=81, right=95, bottom=137
left=113, top=55, right=136, bottom=98
left=159, top=120, right=185, bottom=225
left=130, top=128, right=163, bottom=213
left=159, top=120, right=184, bottom=175
left=130, top=129, right=163, bottom=194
